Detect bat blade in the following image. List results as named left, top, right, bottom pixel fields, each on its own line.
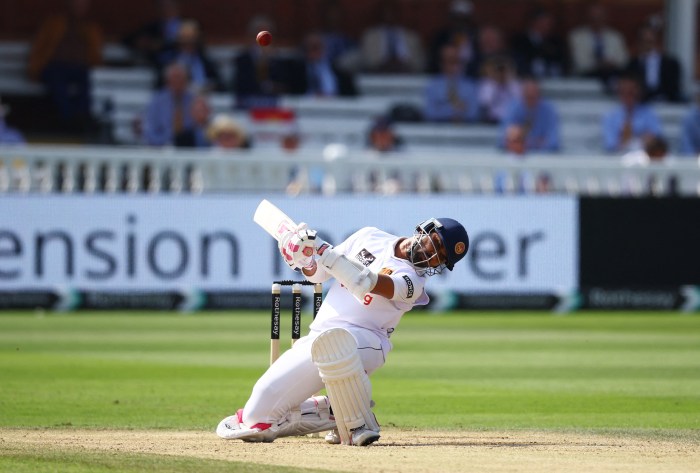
left=253, top=199, right=298, bottom=242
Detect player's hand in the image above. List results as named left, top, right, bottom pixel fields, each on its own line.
left=296, top=228, right=317, bottom=247
left=279, top=227, right=317, bottom=270
left=277, top=222, right=308, bottom=257
left=313, top=237, right=333, bottom=258
left=276, top=222, right=307, bottom=245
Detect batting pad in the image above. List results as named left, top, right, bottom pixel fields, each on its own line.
left=311, top=328, right=380, bottom=445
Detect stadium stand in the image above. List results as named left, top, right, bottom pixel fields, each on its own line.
left=0, top=10, right=696, bottom=197
left=86, top=65, right=685, bottom=153
left=0, top=37, right=687, bottom=154
left=0, top=42, right=44, bottom=96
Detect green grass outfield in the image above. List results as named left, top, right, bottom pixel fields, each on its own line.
left=1, top=311, right=699, bottom=471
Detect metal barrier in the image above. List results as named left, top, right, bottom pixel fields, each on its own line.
left=1, top=144, right=699, bottom=196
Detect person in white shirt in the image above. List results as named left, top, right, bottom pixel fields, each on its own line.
left=568, top=4, right=628, bottom=90
left=478, top=56, right=522, bottom=123
left=216, top=217, right=469, bottom=446
left=621, top=135, right=676, bottom=195
left=359, top=0, right=426, bottom=73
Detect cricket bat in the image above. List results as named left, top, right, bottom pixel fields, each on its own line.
left=253, top=199, right=299, bottom=242
left=254, top=199, right=300, bottom=368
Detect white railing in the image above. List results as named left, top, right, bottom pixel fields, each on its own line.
left=1, top=145, right=699, bottom=196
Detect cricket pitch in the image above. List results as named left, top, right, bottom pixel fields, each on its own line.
left=2, top=428, right=698, bottom=473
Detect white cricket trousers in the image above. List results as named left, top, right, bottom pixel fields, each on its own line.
left=242, top=326, right=387, bottom=426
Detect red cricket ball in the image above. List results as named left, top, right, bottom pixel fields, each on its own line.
left=256, top=30, right=272, bottom=47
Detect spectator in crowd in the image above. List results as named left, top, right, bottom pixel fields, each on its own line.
left=359, top=0, right=425, bottom=73
left=499, top=78, right=560, bottom=153
left=568, top=3, right=629, bottom=91
left=232, top=15, right=293, bottom=109
left=319, top=1, right=359, bottom=71
left=207, top=113, right=248, bottom=149
left=621, top=135, right=676, bottom=195
left=644, top=134, right=669, bottom=161
left=622, top=134, right=668, bottom=166
left=278, top=122, right=331, bottom=196
left=503, top=123, right=526, bottom=157
left=366, top=116, right=403, bottom=153
left=427, top=0, right=479, bottom=77
left=156, top=20, right=222, bottom=92
left=142, top=62, right=194, bottom=146
left=625, top=25, right=683, bottom=103
left=122, top=0, right=182, bottom=66
left=281, top=123, right=309, bottom=196
left=477, top=25, right=512, bottom=70
left=679, top=91, right=700, bottom=156
left=0, top=98, right=26, bottom=145
left=602, top=75, right=663, bottom=153
left=535, top=173, right=553, bottom=193
left=363, top=116, right=405, bottom=194
left=510, top=7, right=568, bottom=78
left=497, top=123, right=553, bottom=194
left=478, top=56, right=521, bottom=124
left=496, top=124, right=530, bottom=194
left=423, top=45, right=479, bottom=123
left=288, top=32, right=357, bottom=97
left=27, top=0, right=102, bottom=127
left=174, top=93, right=211, bottom=148
left=280, top=123, right=302, bottom=154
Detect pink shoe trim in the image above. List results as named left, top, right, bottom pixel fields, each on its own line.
left=250, top=421, right=272, bottom=430
left=237, top=408, right=272, bottom=431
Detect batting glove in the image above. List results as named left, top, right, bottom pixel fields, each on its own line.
left=279, top=228, right=317, bottom=271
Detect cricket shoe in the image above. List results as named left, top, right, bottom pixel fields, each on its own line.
left=324, top=429, right=341, bottom=444
left=216, top=409, right=273, bottom=442
left=350, top=425, right=380, bottom=446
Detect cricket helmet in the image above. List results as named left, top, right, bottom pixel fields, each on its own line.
left=416, top=217, right=469, bottom=271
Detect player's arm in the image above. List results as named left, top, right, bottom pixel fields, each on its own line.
left=301, top=259, right=331, bottom=283
left=292, top=227, right=393, bottom=301
left=314, top=244, right=376, bottom=301
left=304, top=259, right=392, bottom=296
left=369, top=274, right=394, bottom=299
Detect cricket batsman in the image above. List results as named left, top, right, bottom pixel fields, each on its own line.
left=216, top=216, right=469, bottom=446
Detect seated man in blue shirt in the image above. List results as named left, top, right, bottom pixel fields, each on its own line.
left=156, top=20, right=222, bottom=92
left=498, top=77, right=560, bottom=153
left=174, top=93, right=212, bottom=148
left=602, top=75, right=662, bottom=154
left=424, top=44, right=479, bottom=122
left=142, top=62, right=195, bottom=146
left=285, top=32, right=357, bottom=98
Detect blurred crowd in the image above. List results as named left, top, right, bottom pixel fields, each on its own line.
left=2, top=0, right=700, bottom=167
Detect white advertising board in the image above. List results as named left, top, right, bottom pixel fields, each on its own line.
left=0, top=195, right=578, bottom=293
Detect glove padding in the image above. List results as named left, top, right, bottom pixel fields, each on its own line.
left=350, top=267, right=378, bottom=301
left=318, top=246, right=378, bottom=301
left=278, top=223, right=317, bottom=270
left=316, top=241, right=338, bottom=266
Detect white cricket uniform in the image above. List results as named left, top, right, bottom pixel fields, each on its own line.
left=242, top=227, right=429, bottom=427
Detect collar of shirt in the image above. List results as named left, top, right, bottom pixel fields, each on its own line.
left=309, top=61, right=337, bottom=96
left=644, top=52, right=661, bottom=88
left=164, top=19, right=181, bottom=42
